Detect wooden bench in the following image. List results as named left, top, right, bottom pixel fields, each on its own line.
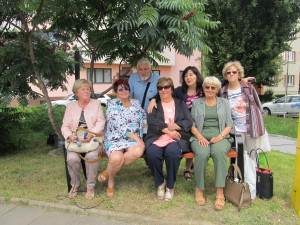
left=63, top=134, right=244, bottom=192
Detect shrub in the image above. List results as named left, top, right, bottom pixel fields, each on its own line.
left=22, top=105, right=65, bottom=135
left=0, top=107, right=28, bottom=154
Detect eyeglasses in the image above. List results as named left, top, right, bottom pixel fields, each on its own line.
left=158, top=85, right=172, bottom=91
left=117, top=87, right=130, bottom=92
left=226, top=71, right=238, bottom=75
left=204, top=86, right=217, bottom=90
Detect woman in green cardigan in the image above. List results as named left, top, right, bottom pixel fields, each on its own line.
left=191, top=76, right=233, bottom=210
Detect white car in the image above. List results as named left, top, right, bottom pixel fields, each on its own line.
left=51, top=93, right=111, bottom=107
left=262, top=95, right=300, bottom=117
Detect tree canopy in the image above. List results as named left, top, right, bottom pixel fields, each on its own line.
left=0, top=0, right=218, bottom=138
left=202, top=0, right=300, bottom=86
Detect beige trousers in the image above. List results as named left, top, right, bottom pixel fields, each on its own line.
left=67, top=147, right=100, bottom=190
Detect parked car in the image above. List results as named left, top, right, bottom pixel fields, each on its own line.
left=51, top=93, right=111, bottom=107
left=262, top=95, right=300, bottom=117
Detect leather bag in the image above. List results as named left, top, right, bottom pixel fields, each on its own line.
left=224, top=164, right=251, bottom=211
left=250, top=148, right=274, bottom=200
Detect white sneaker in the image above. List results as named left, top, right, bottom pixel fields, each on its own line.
left=157, top=180, right=166, bottom=200
left=164, top=188, right=174, bottom=202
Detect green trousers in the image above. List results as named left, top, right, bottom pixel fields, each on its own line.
left=191, top=139, right=231, bottom=190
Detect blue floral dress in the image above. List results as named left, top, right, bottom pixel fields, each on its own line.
left=104, top=98, right=146, bottom=156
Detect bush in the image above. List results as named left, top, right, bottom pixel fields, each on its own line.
left=0, top=107, right=28, bottom=154
left=22, top=105, right=65, bottom=135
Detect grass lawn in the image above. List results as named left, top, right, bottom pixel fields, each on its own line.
left=0, top=143, right=299, bottom=224
left=264, top=115, right=298, bottom=138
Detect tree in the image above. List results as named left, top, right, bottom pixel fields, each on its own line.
left=202, top=0, right=300, bottom=86
left=52, top=0, right=219, bottom=95
left=0, top=0, right=75, bottom=139
left=1, top=0, right=218, bottom=140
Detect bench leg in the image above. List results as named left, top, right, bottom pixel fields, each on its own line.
left=63, top=145, right=72, bottom=192
left=237, top=144, right=244, bottom=180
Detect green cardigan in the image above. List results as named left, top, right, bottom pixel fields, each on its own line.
left=190, top=97, right=233, bottom=142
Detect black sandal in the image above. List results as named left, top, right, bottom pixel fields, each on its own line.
left=184, top=170, right=192, bottom=181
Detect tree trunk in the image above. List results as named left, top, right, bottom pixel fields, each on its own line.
left=27, top=33, right=64, bottom=141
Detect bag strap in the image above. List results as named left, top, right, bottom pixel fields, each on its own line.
left=250, top=148, right=270, bottom=169
left=76, top=127, right=105, bottom=137
left=77, top=143, right=104, bottom=163
left=238, top=184, right=246, bottom=212
left=228, top=164, right=243, bottom=180
left=141, top=82, right=151, bottom=109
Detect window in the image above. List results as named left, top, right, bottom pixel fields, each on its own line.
left=287, top=75, right=295, bottom=85
left=290, top=96, right=300, bottom=103
left=282, top=51, right=295, bottom=62
left=179, top=71, right=183, bottom=83
left=87, top=68, right=112, bottom=83
left=152, top=70, right=160, bottom=75
left=284, top=75, right=295, bottom=86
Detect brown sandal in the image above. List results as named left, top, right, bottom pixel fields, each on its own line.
left=214, top=196, right=225, bottom=210
left=107, top=187, right=115, bottom=197
left=195, top=189, right=206, bottom=206
left=98, top=169, right=108, bottom=182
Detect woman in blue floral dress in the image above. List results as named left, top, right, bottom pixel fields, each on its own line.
left=98, top=79, right=146, bottom=197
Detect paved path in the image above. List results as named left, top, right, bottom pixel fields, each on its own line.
left=269, top=134, right=297, bottom=154
left=0, top=134, right=298, bottom=225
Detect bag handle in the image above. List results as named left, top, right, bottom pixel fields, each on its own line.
left=77, top=142, right=104, bottom=163
left=227, top=164, right=243, bottom=180
left=76, top=127, right=105, bottom=137
left=249, top=148, right=270, bottom=169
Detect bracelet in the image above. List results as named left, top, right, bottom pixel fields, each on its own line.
left=220, top=133, right=225, bottom=139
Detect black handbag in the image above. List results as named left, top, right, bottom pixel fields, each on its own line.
left=250, top=148, right=274, bottom=200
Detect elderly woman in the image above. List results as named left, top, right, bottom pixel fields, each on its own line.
left=145, top=77, right=193, bottom=201
left=220, top=61, right=270, bottom=199
left=220, top=61, right=268, bottom=151
left=191, top=76, right=233, bottom=210
left=148, top=66, right=204, bottom=181
left=61, top=79, right=105, bottom=200
left=98, top=79, right=145, bottom=197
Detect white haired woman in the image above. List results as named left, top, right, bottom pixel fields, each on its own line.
left=191, top=76, right=233, bottom=210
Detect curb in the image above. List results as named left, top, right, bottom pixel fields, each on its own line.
left=0, top=196, right=158, bottom=224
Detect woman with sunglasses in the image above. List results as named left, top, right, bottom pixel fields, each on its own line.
left=98, top=79, right=146, bottom=197
left=220, top=61, right=269, bottom=198
left=147, top=66, right=204, bottom=181
left=191, top=76, right=233, bottom=210
left=145, top=77, right=193, bottom=201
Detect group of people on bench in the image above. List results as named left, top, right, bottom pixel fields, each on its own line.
left=61, top=58, right=266, bottom=211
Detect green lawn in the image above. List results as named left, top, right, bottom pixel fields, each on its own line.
left=0, top=143, right=299, bottom=224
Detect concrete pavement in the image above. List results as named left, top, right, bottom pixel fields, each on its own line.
left=0, top=134, right=298, bottom=225
left=268, top=134, right=297, bottom=154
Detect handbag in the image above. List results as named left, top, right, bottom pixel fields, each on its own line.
left=250, top=148, right=274, bottom=200
left=65, top=127, right=105, bottom=162
left=224, top=164, right=251, bottom=211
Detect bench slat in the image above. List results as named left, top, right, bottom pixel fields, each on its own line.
left=100, top=148, right=238, bottom=159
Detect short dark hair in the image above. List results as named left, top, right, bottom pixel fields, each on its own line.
left=113, top=78, right=130, bottom=92
left=181, top=66, right=204, bottom=94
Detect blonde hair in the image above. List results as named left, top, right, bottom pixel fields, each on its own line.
left=157, top=77, right=174, bottom=91
left=72, top=79, right=92, bottom=99
left=222, top=61, right=244, bottom=80
left=203, top=76, right=221, bottom=91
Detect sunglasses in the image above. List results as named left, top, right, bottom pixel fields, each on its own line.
left=158, top=85, right=172, bottom=91
left=117, top=87, right=130, bottom=92
left=204, top=86, right=217, bottom=90
left=226, top=71, right=238, bottom=75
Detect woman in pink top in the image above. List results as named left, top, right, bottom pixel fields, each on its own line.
left=144, top=77, right=193, bottom=201
left=61, top=79, right=105, bottom=200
